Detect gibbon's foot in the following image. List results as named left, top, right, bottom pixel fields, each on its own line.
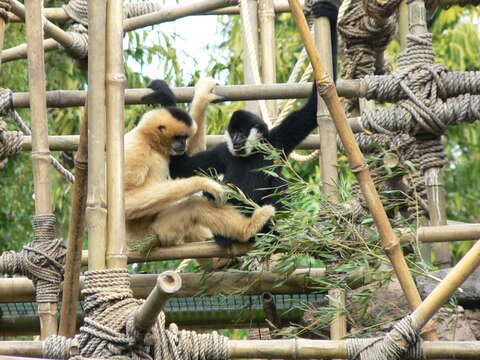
left=240, top=205, right=276, bottom=242
left=195, top=77, right=220, bottom=102
left=197, top=177, right=225, bottom=205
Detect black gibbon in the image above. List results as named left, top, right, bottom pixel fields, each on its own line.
left=124, top=79, right=275, bottom=250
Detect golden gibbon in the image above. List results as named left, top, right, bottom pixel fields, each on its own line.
left=125, top=79, right=275, bottom=250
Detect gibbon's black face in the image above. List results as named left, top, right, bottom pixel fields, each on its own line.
left=171, top=134, right=188, bottom=155
left=226, top=110, right=269, bottom=156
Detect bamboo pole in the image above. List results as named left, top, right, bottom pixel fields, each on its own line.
left=410, top=239, right=480, bottom=332
left=0, top=269, right=325, bottom=303
left=105, top=0, right=127, bottom=269
left=8, top=82, right=365, bottom=108
left=2, top=39, right=59, bottom=63
left=417, top=224, right=480, bottom=243
left=134, top=271, right=182, bottom=338
left=229, top=339, right=480, bottom=359
left=21, top=134, right=327, bottom=152
left=240, top=0, right=260, bottom=113
left=86, top=0, right=107, bottom=271
left=58, top=103, right=88, bottom=338
left=3, top=339, right=480, bottom=359
left=10, top=0, right=75, bottom=49
left=259, top=0, right=277, bottom=118
left=82, top=241, right=253, bottom=265
left=262, top=292, right=281, bottom=331
left=124, top=0, right=237, bottom=32
left=313, top=14, right=345, bottom=346
left=24, top=0, right=57, bottom=339
left=0, top=11, right=6, bottom=71
left=287, top=0, right=437, bottom=341
left=7, top=1, right=304, bottom=22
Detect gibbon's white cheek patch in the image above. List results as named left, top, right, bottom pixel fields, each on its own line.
left=225, top=130, right=236, bottom=156
left=245, top=128, right=260, bottom=155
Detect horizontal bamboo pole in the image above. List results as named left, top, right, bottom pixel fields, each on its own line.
left=7, top=0, right=301, bottom=22
left=22, top=134, right=327, bottom=152
left=9, top=82, right=364, bottom=108
left=2, top=38, right=59, bottom=63
left=10, top=0, right=75, bottom=49
left=229, top=339, right=480, bottom=359
left=81, top=241, right=253, bottom=265
left=2, top=339, right=480, bottom=359
left=134, top=271, right=181, bottom=337
left=0, top=268, right=325, bottom=303
left=400, top=224, right=480, bottom=243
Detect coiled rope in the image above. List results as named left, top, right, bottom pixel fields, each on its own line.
left=0, top=214, right=66, bottom=303
left=75, top=269, right=228, bottom=360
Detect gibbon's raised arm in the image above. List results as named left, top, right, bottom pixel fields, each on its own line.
left=170, top=143, right=228, bottom=179
left=268, top=83, right=318, bottom=156
left=311, top=0, right=339, bottom=82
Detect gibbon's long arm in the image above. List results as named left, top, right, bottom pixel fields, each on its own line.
left=170, top=144, right=228, bottom=179
left=269, top=0, right=338, bottom=156
left=124, top=176, right=223, bottom=219
left=268, top=83, right=318, bottom=156
left=311, top=0, right=339, bottom=81
left=187, top=93, right=209, bottom=155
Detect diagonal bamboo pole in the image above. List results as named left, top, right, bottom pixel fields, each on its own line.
left=105, top=0, right=127, bottom=269
left=58, top=102, right=88, bottom=338
left=24, top=0, right=57, bottom=339
left=287, top=0, right=437, bottom=340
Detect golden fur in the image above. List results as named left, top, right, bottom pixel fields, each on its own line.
left=125, top=80, right=275, bottom=250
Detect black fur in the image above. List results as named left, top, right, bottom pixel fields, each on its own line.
left=166, top=107, right=193, bottom=127
left=142, top=79, right=177, bottom=107
left=311, top=0, right=338, bottom=81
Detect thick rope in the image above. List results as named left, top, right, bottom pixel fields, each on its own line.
left=64, top=23, right=89, bottom=60
left=76, top=269, right=228, bottom=360
left=239, top=0, right=272, bottom=126
left=346, top=316, right=424, bottom=360
left=337, top=0, right=399, bottom=113
left=0, top=119, right=22, bottom=161
left=0, top=214, right=66, bottom=302
left=43, top=335, right=79, bottom=359
left=0, top=88, right=75, bottom=182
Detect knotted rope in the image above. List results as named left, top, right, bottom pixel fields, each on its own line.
left=337, top=0, right=399, bottom=113
left=76, top=269, right=228, bottom=360
left=64, top=23, right=89, bottom=60
left=44, top=335, right=80, bottom=359
left=0, top=88, right=75, bottom=182
left=346, top=316, right=424, bottom=360
left=0, top=214, right=66, bottom=302
left=360, top=34, right=480, bottom=137
left=0, top=118, right=22, bottom=162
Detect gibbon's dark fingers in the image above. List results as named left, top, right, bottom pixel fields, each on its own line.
left=196, top=177, right=226, bottom=205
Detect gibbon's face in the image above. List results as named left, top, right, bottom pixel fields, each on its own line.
left=138, top=107, right=197, bottom=155
left=226, top=110, right=268, bottom=156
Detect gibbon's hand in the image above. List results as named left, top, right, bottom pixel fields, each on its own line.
left=311, top=0, right=338, bottom=20
left=194, top=77, right=221, bottom=103
left=196, top=177, right=225, bottom=205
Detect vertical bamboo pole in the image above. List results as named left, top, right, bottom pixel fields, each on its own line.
left=287, top=0, right=438, bottom=341
left=259, top=0, right=277, bottom=119
left=58, top=103, right=88, bottom=338
left=399, top=0, right=408, bottom=50
left=24, top=0, right=56, bottom=339
left=314, top=15, right=346, bottom=346
left=105, top=0, right=127, bottom=269
left=241, top=0, right=260, bottom=113
left=0, top=14, right=7, bottom=71
left=408, top=0, right=450, bottom=268
left=86, top=0, right=108, bottom=271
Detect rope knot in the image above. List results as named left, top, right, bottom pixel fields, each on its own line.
left=43, top=335, right=80, bottom=359
left=0, top=88, right=13, bottom=116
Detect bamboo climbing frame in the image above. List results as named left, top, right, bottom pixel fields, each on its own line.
left=0, top=0, right=479, bottom=355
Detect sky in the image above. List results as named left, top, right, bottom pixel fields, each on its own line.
left=124, top=1, right=226, bottom=83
